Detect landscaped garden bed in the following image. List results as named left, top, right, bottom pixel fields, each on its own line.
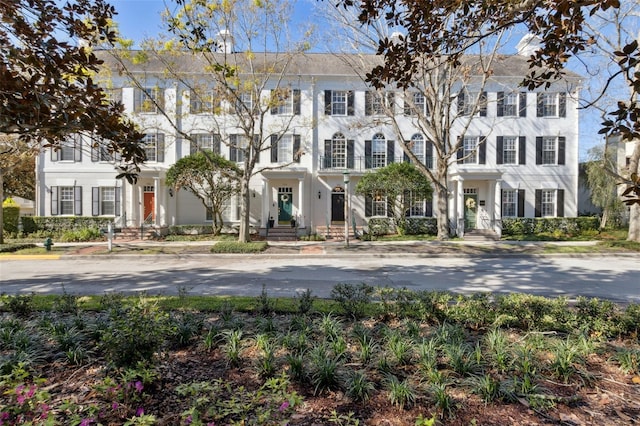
left=1, top=286, right=639, bottom=425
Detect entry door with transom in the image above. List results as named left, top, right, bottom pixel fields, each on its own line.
left=277, top=187, right=293, bottom=224
left=143, top=185, right=155, bottom=222
left=464, top=188, right=478, bottom=230
left=331, top=187, right=345, bottom=222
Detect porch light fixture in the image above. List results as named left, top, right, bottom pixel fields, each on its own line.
left=169, top=188, right=174, bottom=197
left=343, top=171, right=350, bottom=248
left=318, top=191, right=322, bottom=199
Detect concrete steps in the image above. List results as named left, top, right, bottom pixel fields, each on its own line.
left=463, top=229, right=499, bottom=241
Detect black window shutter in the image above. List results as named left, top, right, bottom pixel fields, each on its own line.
left=403, top=93, right=412, bottom=116
left=457, top=91, right=465, bottom=115
left=347, top=140, right=355, bottom=168
left=457, top=145, right=463, bottom=163
left=157, top=133, right=165, bottom=162
left=364, top=91, right=373, bottom=116
left=535, top=189, right=542, bottom=217
left=74, top=136, right=82, bottom=162
left=364, top=140, right=372, bottom=169
left=213, top=134, right=221, bottom=154
left=403, top=143, right=409, bottom=163
left=51, top=186, right=59, bottom=215
left=293, top=135, right=301, bottom=163
left=387, top=140, right=394, bottom=164
left=519, top=92, right=527, bottom=117
left=347, top=91, right=355, bottom=115
left=497, top=92, right=504, bottom=117
left=557, top=189, right=565, bottom=217
left=293, top=89, right=301, bottom=115
left=559, top=93, right=566, bottom=117
left=496, top=136, right=504, bottom=164
left=478, top=136, right=486, bottom=164
left=426, top=141, right=433, bottom=169
left=558, top=137, right=566, bottom=165
left=500, top=189, right=504, bottom=215
left=91, top=142, right=99, bottom=162
left=270, top=134, right=278, bottom=162
left=386, top=195, right=393, bottom=217
left=92, top=187, right=100, bottom=216
left=426, top=198, right=433, bottom=216
left=517, top=189, right=525, bottom=217
left=535, top=137, right=543, bottom=164
left=51, top=147, right=59, bottom=161
left=253, top=135, right=260, bottom=163
left=387, top=92, right=395, bottom=114
left=74, top=186, right=82, bottom=215
left=229, top=134, right=237, bottom=162
left=403, top=191, right=410, bottom=217
left=115, top=187, right=121, bottom=217
left=190, top=137, right=197, bottom=155
left=536, top=93, right=543, bottom=117
left=479, top=92, right=487, bottom=117
left=519, top=136, right=526, bottom=165
left=324, top=140, right=331, bottom=168
left=270, top=90, right=277, bottom=115
left=324, top=90, right=332, bottom=115
left=365, top=194, right=372, bottom=217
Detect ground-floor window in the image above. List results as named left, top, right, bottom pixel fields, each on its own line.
left=92, top=187, right=120, bottom=216
left=502, top=189, right=516, bottom=217
left=541, top=189, right=555, bottom=217
left=51, top=186, right=82, bottom=216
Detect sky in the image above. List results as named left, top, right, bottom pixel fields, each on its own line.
left=107, top=0, right=603, bottom=161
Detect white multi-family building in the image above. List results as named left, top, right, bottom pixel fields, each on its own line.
left=35, top=39, right=581, bottom=239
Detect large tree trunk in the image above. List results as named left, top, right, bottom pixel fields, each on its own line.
left=434, top=160, right=450, bottom=240
left=238, top=177, right=251, bottom=243
left=0, top=167, right=4, bottom=244
left=627, top=140, right=640, bottom=242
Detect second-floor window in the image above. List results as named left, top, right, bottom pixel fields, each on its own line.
left=324, top=90, right=354, bottom=116
left=143, top=133, right=165, bottom=162
left=458, top=91, right=487, bottom=116
left=536, top=136, right=566, bottom=165
left=91, top=140, right=118, bottom=162
left=190, top=133, right=221, bottom=155
left=190, top=89, right=217, bottom=114
left=365, top=91, right=394, bottom=115
left=52, top=135, right=82, bottom=162
left=365, top=133, right=393, bottom=169
left=134, top=87, right=162, bottom=113
left=270, top=134, right=301, bottom=163
left=497, top=136, right=526, bottom=165
left=271, top=88, right=301, bottom=115
left=404, top=92, right=427, bottom=116
left=235, top=92, right=253, bottom=114
left=458, top=136, right=486, bottom=165
left=537, top=92, right=566, bottom=117
left=497, top=92, right=527, bottom=117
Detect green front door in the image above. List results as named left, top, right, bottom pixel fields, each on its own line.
left=278, top=192, right=292, bottom=223
left=464, top=194, right=477, bottom=230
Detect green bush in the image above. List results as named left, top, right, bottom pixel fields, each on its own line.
left=210, top=241, right=268, bottom=253
left=20, top=216, right=37, bottom=234
left=58, top=228, right=104, bottom=242
left=2, top=198, right=20, bottom=234
left=403, top=218, right=438, bottom=235
left=17, top=216, right=115, bottom=237
left=367, top=218, right=393, bottom=236
left=330, top=283, right=375, bottom=320
left=502, top=217, right=599, bottom=237
left=0, top=243, right=36, bottom=253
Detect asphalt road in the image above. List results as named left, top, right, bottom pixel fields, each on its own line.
left=1, top=252, right=639, bottom=302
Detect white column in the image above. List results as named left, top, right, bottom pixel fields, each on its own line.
left=153, top=177, right=160, bottom=226
left=494, top=179, right=502, bottom=238
left=457, top=179, right=464, bottom=237
left=298, top=178, right=305, bottom=228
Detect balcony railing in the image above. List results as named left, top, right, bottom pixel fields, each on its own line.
left=319, top=155, right=420, bottom=172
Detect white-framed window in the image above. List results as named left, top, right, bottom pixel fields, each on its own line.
left=463, top=136, right=478, bottom=164
left=372, top=133, right=387, bottom=168
left=541, top=189, right=555, bottom=217
left=404, top=92, right=426, bottom=116
left=373, top=192, right=387, bottom=216
left=91, top=187, right=119, bottom=216
left=542, top=137, right=556, bottom=165
left=331, top=132, right=347, bottom=168
left=235, top=92, right=253, bottom=113
left=190, top=89, right=214, bottom=114
left=134, top=87, right=161, bottom=113
left=503, top=136, right=518, bottom=165
left=460, top=91, right=486, bottom=116
left=542, top=93, right=557, bottom=117
left=142, top=133, right=165, bottom=162
left=60, top=187, right=75, bottom=215
left=271, top=88, right=299, bottom=115
left=331, top=90, right=348, bottom=115
left=230, top=134, right=249, bottom=163
left=503, top=93, right=518, bottom=116
left=194, top=134, right=214, bottom=151
left=411, top=133, right=424, bottom=158
left=365, top=91, right=394, bottom=115
left=278, top=134, right=293, bottom=163
left=502, top=189, right=517, bottom=217
left=408, top=191, right=426, bottom=217
left=52, top=135, right=81, bottom=162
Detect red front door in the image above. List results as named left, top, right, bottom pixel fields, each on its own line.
left=143, top=192, right=155, bottom=222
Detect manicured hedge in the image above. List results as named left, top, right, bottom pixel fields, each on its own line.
left=502, top=217, right=600, bottom=236
left=20, top=217, right=115, bottom=234
left=2, top=198, right=20, bottom=233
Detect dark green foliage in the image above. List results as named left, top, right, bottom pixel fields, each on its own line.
left=502, top=217, right=599, bottom=237
left=256, top=284, right=276, bottom=316
left=2, top=199, right=20, bottom=234
left=19, top=217, right=116, bottom=236
left=330, top=283, right=375, bottom=320
left=3, top=293, right=35, bottom=317
left=168, top=311, right=204, bottom=348
left=0, top=243, right=36, bottom=253
left=210, top=241, right=268, bottom=253
left=294, top=289, right=315, bottom=315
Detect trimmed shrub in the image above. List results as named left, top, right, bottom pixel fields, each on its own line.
left=2, top=198, right=20, bottom=233
left=502, top=217, right=599, bottom=237
left=20, top=216, right=115, bottom=236
left=210, top=241, right=268, bottom=253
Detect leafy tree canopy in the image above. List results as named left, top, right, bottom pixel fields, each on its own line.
left=0, top=0, right=145, bottom=181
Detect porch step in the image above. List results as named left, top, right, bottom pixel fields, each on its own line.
left=463, top=229, right=499, bottom=242
left=266, top=226, right=298, bottom=241
left=118, top=227, right=158, bottom=241
left=316, top=225, right=357, bottom=241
